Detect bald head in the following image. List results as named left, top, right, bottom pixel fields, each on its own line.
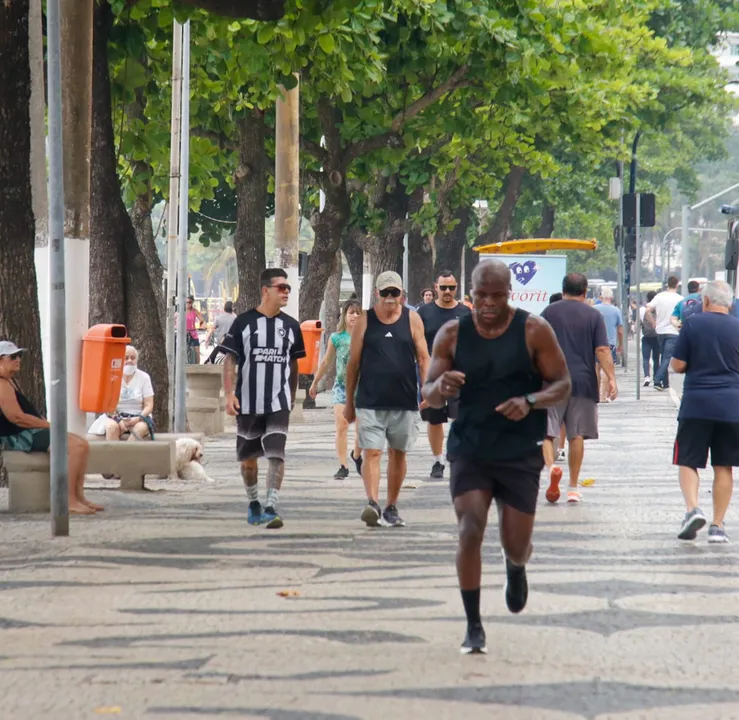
left=472, top=260, right=511, bottom=287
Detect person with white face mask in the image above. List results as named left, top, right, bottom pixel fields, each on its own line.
left=88, top=345, right=155, bottom=442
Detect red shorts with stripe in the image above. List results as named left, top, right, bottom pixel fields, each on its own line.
left=673, top=418, right=739, bottom=469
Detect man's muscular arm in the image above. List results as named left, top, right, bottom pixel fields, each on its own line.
left=422, top=320, right=464, bottom=408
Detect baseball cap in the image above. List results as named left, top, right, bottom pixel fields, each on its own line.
left=375, top=271, right=403, bottom=292
left=0, top=341, right=26, bottom=357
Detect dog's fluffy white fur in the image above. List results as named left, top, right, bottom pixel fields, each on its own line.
left=175, top=438, right=214, bottom=482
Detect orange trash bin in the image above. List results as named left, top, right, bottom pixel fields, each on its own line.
left=79, top=324, right=131, bottom=414
left=298, top=320, right=323, bottom=375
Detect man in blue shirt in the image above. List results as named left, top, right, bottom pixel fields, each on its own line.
left=671, top=280, right=702, bottom=328
left=671, top=281, right=739, bottom=544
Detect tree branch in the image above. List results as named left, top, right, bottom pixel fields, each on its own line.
left=342, top=65, right=469, bottom=165
left=390, top=64, right=469, bottom=132
left=179, top=0, right=285, bottom=20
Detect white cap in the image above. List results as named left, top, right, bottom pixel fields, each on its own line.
left=0, top=341, right=26, bottom=357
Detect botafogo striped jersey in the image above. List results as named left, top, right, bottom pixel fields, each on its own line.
left=219, top=309, right=306, bottom=415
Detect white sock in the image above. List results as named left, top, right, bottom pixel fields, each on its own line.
left=266, top=487, right=279, bottom=509
left=246, top=485, right=258, bottom=503
left=434, top=454, right=444, bottom=464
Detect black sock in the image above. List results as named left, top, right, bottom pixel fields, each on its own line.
left=461, top=588, right=481, bottom=626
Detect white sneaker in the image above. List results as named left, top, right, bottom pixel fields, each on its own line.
left=643, top=377, right=651, bottom=387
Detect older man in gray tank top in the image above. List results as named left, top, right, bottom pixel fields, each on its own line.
left=344, top=271, right=430, bottom=528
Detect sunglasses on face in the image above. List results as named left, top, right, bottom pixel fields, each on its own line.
left=6, top=353, right=22, bottom=360
left=379, top=287, right=402, bottom=298
left=271, top=283, right=291, bottom=293
left=439, top=285, right=457, bottom=292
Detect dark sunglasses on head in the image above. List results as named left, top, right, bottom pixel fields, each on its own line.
left=439, top=284, right=457, bottom=291
left=379, top=287, right=402, bottom=298
left=272, top=283, right=292, bottom=293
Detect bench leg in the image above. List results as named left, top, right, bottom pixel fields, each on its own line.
left=120, top=473, right=146, bottom=491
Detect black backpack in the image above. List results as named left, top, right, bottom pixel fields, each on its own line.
left=681, top=297, right=702, bottom=323
left=642, top=309, right=657, bottom=338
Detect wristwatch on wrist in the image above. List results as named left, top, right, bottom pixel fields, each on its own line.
left=525, top=393, right=537, bottom=409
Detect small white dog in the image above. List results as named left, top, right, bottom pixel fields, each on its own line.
left=175, top=438, right=214, bottom=483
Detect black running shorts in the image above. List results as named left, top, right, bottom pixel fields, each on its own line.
left=673, top=418, right=739, bottom=469
left=449, top=450, right=544, bottom=515
left=236, top=410, right=290, bottom=462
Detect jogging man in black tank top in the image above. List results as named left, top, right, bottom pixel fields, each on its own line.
left=424, top=260, right=571, bottom=654
left=345, top=271, right=430, bottom=528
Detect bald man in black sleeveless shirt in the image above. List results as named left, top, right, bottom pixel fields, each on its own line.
left=424, top=260, right=571, bottom=654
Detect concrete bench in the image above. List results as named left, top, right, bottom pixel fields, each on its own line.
left=87, top=431, right=205, bottom=447
left=87, top=441, right=175, bottom=491
left=185, top=396, right=220, bottom=436
left=186, top=365, right=224, bottom=435
left=5, top=451, right=50, bottom=513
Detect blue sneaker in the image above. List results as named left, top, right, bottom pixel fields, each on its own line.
left=261, top=506, right=284, bottom=529
left=247, top=501, right=262, bottom=526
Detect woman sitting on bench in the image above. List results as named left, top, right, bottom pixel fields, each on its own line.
left=89, top=345, right=154, bottom=442
left=0, top=340, right=101, bottom=515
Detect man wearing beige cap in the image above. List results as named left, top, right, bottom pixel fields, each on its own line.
left=345, top=271, right=430, bottom=527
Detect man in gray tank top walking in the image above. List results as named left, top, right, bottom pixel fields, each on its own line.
left=344, top=271, right=430, bottom=528
left=424, top=261, right=571, bottom=654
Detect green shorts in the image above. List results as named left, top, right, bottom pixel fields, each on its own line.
left=0, top=428, right=51, bottom=452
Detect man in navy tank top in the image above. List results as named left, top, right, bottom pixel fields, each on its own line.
left=423, top=260, right=571, bottom=654
left=345, top=271, right=430, bottom=528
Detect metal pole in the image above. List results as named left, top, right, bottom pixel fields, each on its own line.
left=402, top=230, right=409, bottom=292
left=460, top=244, right=466, bottom=299
left=165, top=20, right=182, bottom=430
left=362, top=252, right=372, bottom=310
left=681, top=204, right=690, bottom=291
left=165, top=22, right=183, bottom=431
left=174, top=20, right=191, bottom=433
left=617, top=159, right=627, bottom=371
left=635, top=194, right=641, bottom=400
left=46, top=0, right=69, bottom=536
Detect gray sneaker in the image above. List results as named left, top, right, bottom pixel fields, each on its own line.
left=677, top=507, right=707, bottom=540
left=382, top=504, right=406, bottom=528
left=708, top=524, right=730, bottom=544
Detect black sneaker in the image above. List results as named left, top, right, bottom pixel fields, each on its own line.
left=503, top=552, right=528, bottom=614
left=333, top=465, right=349, bottom=480
left=360, top=500, right=382, bottom=527
left=460, top=622, right=487, bottom=655
left=430, top=461, right=445, bottom=479
left=351, top=450, right=363, bottom=477
left=382, top=504, right=406, bottom=527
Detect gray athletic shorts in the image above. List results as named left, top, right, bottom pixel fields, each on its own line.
left=546, top=396, right=599, bottom=441
left=356, top=408, right=419, bottom=452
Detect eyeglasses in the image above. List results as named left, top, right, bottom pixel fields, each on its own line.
left=186, top=301, right=193, bottom=305
left=6, top=353, right=21, bottom=360
left=439, top=285, right=457, bottom=292
left=379, top=287, right=402, bottom=298
left=271, top=283, right=292, bottom=293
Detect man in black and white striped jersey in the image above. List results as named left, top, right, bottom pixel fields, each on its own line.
left=220, top=268, right=306, bottom=529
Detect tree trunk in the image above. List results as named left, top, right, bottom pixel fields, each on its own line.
left=341, top=233, right=363, bottom=298
left=406, top=187, right=431, bottom=305
left=130, top=160, right=164, bottom=331
left=434, top=207, right=471, bottom=280
left=233, top=108, right=266, bottom=313
left=536, top=204, right=555, bottom=239
left=319, top=250, right=342, bottom=392
left=367, top=175, right=408, bottom=277
left=302, top=98, right=350, bottom=321
left=90, top=0, right=169, bottom=429
left=0, top=0, right=46, bottom=413
left=478, top=166, right=526, bottom=245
